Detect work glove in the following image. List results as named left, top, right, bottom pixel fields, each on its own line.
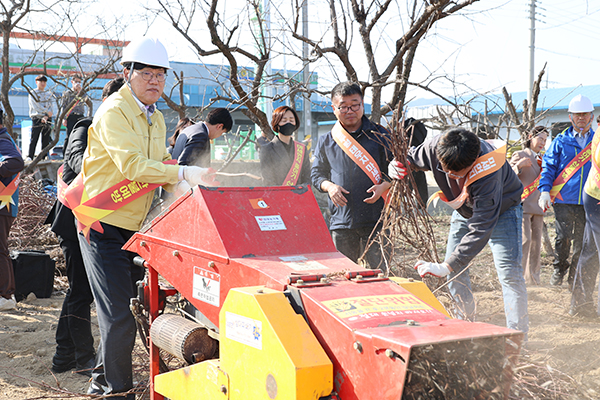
left=388, top=159, right=408, bottom=180
left=538, top=191, right=551, bottom=212
left=414, top=260, right=451, bottom=278
left=182, top=166, right=219, bottom=187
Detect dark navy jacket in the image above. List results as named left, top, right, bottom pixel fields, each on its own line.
left=47, top=118, right=91, bottom=240
left=170, top=122, right=211, bottom=167
left=408, top=135, right=522, bottom=270
left=311, top=116, right=392, bottom=230
left=0, top=128, right=24, bottom=218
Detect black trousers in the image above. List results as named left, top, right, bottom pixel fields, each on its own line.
left=571, top=193, right=600, bottom=312
left=29, top=117, right=52, bottom=159
left=331, top=226, right=387, bottom=272
left=552, top=203, right=588, bottom=284
left=54, top=235, right=95, bottom=364
left=78, top=222, right=143, bottom=399
left=0, top=215, right=15, bottom=299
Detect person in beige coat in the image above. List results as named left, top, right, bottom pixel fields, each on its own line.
left=510, top=126, right=548, bottom=285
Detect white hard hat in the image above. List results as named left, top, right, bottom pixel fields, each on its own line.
left=568, top=94, right=594, bottom=113
left=120, top=37, right=170, bottom=70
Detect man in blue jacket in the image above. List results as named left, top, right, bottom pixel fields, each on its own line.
left=311, top=81, right=391, bottom=270
left=538, top=94, right=598, bottom=287
left=0, top=108, right=25, bottom=311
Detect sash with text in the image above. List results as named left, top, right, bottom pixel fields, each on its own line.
left=428, top=140, right=507, bottom=210
left=57, top=160, right=177, bottom=240
left=549, top=142, right=592, bottom=202
left=282, top=141, right=306, bottom=186
left=331, top=122, right=388, bottom=202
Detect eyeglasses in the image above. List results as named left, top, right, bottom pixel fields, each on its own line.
left=333, top=103, right=362, bottom=114
left=436, top=164, right=467, bottom=180
left=136, top=70, right=167, bottom=82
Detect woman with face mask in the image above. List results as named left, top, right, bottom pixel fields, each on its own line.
left=259, top=106, right=311, bottom=186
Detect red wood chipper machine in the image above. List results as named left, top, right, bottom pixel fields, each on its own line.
left=124, top=185, right=523, bottom=400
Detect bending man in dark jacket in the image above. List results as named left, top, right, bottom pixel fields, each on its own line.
left=48, top=78, right=124, bottom=375
left=390, top=128, right=529, bottom=335
left=170, top=108, right=232, bottom=167
left=311, top=82, right=391, bottom=270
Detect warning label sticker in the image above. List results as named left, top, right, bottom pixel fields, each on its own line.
left=225, top=312, right=263, bottom=350
left=255, top=215, right=286, bottom=231
left=322, top=294, right=432, bottom=319
left=192, top=267, right=220, bottom=307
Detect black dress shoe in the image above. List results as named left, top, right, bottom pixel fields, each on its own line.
left=75, top=357, right=96, bottom=377
left=51, top=358, right=76, bottom=373
left=569, top=305, right=600, bottom=319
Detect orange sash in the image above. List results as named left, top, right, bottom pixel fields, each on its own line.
left=0, top=173, right=20, bottom=211
left=521, top=174, right=541, bottom=201
left=428, top=140, right=507, bottom=209
left=57, top=160, right=177, bottom=240
left=549, top=142, right=592, bottom=202
left=0, top=133, right=22, bottom=211
left=282, top=141, right=305, bottom=186
left=331, top=122, right=388, bottom=201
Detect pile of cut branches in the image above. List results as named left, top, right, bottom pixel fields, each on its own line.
left=8, top=174, right=58, bottom=250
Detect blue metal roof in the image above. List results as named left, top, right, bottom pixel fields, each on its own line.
left=467, top=85, right=600, bottom=116
left=408, top=85, right=600, bottom=116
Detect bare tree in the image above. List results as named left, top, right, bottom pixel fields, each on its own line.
left=0, top=0, right=34, bottom=139
left=291, top=0, right=479, bottom=121
left=157, top=0, right=278, bottom=139
left=22, top=45, right=121, bottom=174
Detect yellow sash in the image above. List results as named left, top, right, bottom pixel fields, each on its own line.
left=57, top=160, right=177, bottom=240
left=549, top=142, right=592, bottom=202
left=282, top=141, right=305, bottom=186
left=428, top=140, right=507, bottom=209
left=331, top=122, right=388, bottom=202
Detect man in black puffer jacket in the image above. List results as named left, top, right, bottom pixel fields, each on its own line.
left=47, top=78, right=124, bottom=376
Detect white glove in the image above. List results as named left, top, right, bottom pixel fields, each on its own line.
left=414, top=260, right=451, bottom=278
left=182, top=166, right=217, bottom=187
left=388, top=159, right=408, bottom=180
left=538, top=191, right=551, bottom=212
left=174, top=180, right=191, bottom=196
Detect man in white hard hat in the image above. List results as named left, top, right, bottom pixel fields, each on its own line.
left=71, top=37, right=212, bottom=399
left=538, top=94, right=598, bottom=289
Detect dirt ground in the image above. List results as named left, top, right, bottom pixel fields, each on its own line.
left=1, top=214, right=599, bottom=399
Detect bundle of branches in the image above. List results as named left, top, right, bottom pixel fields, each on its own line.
left=8, top=175, right=58, bottom=250
left=360, top=108, right=440, bottom=289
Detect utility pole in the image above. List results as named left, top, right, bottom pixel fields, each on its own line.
left=528, top=0, right=536, bottom=103
left=302, top=0, right=311, bottom=142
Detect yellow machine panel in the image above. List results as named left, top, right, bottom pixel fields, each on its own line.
left=154, top=286, right=333, bottom=400
left=389, top=277, right=451, bottom=318
left=221, top=286, right=333, bottom=399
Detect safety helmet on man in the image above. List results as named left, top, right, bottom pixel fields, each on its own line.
left=120, top=37, right=170, bottom=70
left=568, top=95, right=594, bottom=113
